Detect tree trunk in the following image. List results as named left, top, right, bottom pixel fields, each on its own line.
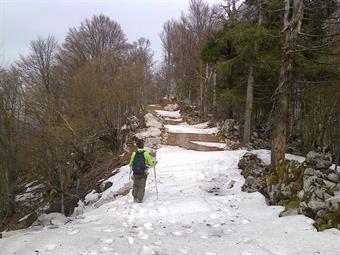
left=213, top=71, right=217, bottom=113
left=59, top=169, right=65, bottom=215
left=271, top=0, right=304, bottom=168
left=243, top=66, right=254, bottom=145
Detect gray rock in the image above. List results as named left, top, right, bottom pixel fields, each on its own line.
left=145, top=137, right=162, bottom=148
left=326, top=195, right=340, bottom=212
left=316, top=209, right=326, bottom=218
left=279, top=208, right=298, bottom=217
left=245, top=176, right=255, bottom=186
left=226, top=180, right=236, bottom=189
left=303, top=176, right=318, bottom=192
left=307, top=200, right=327, bottom=212
left=314, top=187, right=326, bottom=201
left=252, top=169, right=263, bottom=177
left=323, top=192, right=333, bottom=201
left=304, top=168, right=316, bottom=176
left=327, top=173, right=340, bottom=183
left=306, top=151, right=332, bottom=169
left=322, top=180, right=337, bottom=190
left=297, top=190, right=305, bottom=200
left=298, top=201, right=308, bottom=214
left=281, top=185, right=292, bottom=197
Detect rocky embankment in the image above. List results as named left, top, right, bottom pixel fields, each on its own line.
left=239, top=150, right=340, bottom=231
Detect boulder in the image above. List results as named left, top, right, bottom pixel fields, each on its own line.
left=279, top=208, right=298, bottom=217
left=135, top=127, right=161, bottom=139
left=304, top=168, right=316, bottom=177
left=144, top=113, right=163, bottom=128
left=306, top=150, right=332, bottom=169
left=307, top=200, right=327, bottom=212
left=327, top=173, right=340, bottom=183
left=145, top=137, right=162, bottom=148
left=326, top=195, right=340, bottom=212
left=303, top=176, right=320, bottom=192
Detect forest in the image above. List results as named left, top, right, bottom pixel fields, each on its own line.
left=0, top=0, right=339, bottom=233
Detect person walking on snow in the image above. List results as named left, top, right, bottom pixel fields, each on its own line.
left=129, top=139, right=156, bottom=203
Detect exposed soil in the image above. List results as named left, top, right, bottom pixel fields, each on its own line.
left=161, top=108, right=224, bottom=151
left=166, top=132, right=224, bottom=151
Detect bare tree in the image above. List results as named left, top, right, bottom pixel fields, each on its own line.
left=17, top=36, right=58, bottom=93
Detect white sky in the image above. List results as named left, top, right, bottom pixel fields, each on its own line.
left=0, top=0, right=223, bottom=66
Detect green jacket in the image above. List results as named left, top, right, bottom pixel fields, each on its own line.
left=129, top=148, right=155, bottom=168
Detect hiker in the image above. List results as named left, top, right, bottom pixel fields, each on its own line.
left=129, top=139, right=156, bottom=203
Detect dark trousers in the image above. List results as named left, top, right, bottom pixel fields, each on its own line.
left=132, top=175, right=147, bottom=202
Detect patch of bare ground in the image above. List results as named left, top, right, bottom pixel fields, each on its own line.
left=165, top=132, right=224, bottom=151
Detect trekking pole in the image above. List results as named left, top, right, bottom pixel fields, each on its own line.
left=153, top=165, right=159, bottom=200
left=127, top=167, right=132, bottom=202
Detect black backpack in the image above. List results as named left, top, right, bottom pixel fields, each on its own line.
left=132, top=150, right=146, bottom=175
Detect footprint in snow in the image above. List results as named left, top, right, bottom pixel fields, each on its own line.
left=103, top=228, right=114, bottom=233
left=243, top=237, right=252, bottom=244
left=137, top=230, right=149, bottom=240
left=158, top=206, right=168, bottom=214
left=67, top=229, right=79, bottom=235
left=127, top=236, right=134, bottom=245
left=172, top=231, right=183, bottom=236
left=107, top=207, right=117, bottom=212
left=184, top=228, right=193, bottom=234
left=222, top=229, right=234, bottom=234
left=141, top=245, right=160, bottom=255
left=242, top=219, right=250, bottom=224
left=101, top=246, right=113, bottom=252
left=209, top=213, right=219, bottom=219
left=127, top=215, right=135, bottom=224
left=178, top=247, right=190, bottom=254
left=156, top=231, right=166, bottom=236
left=144, top=222, right=153, bottom=230
left=139, top=208, right=148, bottom=214
left=101, top=238, right=113, bottom=244
left=45, top=244, right=57, bottom=251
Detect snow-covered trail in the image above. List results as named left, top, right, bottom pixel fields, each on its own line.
left=1, top=107, right=340, bottom=255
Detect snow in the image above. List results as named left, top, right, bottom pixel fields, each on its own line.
left=254, top=149, right=306, bottom=165
left=2, top=110, right=340, bottom=255
left=2, top=144, right=340, bottom=254
left=84, top=190, right=100, bottom=204
left=26, top=184, right=44, bottom=193
left=190, top=141, right=227, bottom=149
left=155, top=110, right=181, bottom=119
left=165, top=123, right=219, bottom=134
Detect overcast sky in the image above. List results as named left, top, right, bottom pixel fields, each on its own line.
left=0, top=0, right=223, bottom=66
